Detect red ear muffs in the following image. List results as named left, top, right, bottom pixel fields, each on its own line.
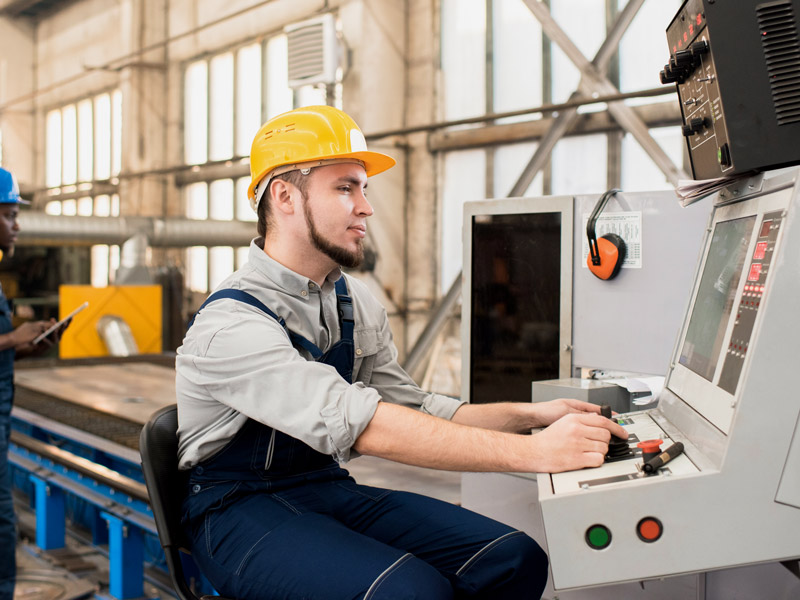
left=587, top=189, right=626, bottom=281
left=587, top=233, right=626, bottom=280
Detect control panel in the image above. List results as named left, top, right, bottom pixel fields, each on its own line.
left=549, top=410, right=698, bottom=496
left=718, top=210, right=784, bottom=393
left=661, top=0, right=800, bottom=180
left=661, top=1, right=732, bottom=178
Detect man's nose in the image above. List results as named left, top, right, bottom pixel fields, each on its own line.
left=356, top=190, right=374, bottom=217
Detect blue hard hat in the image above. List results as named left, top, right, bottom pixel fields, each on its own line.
left=0, top=167, right=30, bottom=205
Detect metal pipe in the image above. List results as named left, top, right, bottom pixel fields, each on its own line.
left=367, top=86, right=672, bottom=140
left=17, top=213, right=255, bottom=247
left=429, top=101, right=682, bottom=152
left=22, top=88, right=675, bottom=200
left=9, top=429, right=150, bottom=502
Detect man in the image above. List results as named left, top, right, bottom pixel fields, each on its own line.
left=176, top=105, right=626, bottom=599
left=0, top=167, right=66, bottom=600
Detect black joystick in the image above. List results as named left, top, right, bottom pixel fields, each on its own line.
left=600, top=404, right=633, bottom=463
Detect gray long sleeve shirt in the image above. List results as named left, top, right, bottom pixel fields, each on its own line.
left=176, top=239, right=464, bottom=469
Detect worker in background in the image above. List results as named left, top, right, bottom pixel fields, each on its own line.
left=176, top=105, right=627, bottom=600
left=0, top=167, right=68, bottom=600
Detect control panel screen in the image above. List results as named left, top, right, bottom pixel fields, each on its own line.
left=679, top=216, right=755, bottom=381
left=470, top=212, right=562, bottom=403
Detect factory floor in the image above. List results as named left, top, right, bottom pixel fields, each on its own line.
left=12, top=456, right=463, bottom=600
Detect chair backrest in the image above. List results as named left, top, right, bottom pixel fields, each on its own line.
left=140, top=404, right=198, bottom=600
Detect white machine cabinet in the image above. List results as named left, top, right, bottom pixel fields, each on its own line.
left=539, top=169, right=800, bottom=590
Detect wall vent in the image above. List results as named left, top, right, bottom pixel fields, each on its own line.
left=757, top=1, right=800, bottom=125
left=285, top=14, right=340, bottom=89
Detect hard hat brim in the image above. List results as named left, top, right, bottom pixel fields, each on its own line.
left=247, top=149, right=396, bottom=204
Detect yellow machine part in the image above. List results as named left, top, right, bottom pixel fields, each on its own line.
left=58, top=285, right=162, bottom=358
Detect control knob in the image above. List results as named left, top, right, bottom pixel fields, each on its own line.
left=682, top=117, right=707, bottom=136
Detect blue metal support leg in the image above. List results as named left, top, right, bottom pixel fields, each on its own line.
left=92, top=506, right=109, bottom=546
left=29, top=474, right=65, bottom=550
left=102, top=512, right=144, bottom=600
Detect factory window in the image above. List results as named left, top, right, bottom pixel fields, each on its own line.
left=45, top=195, right=120, bottom=287
left=618, top=0, right=682, bottom=104
left=621, top=127, right=683, bottom=191
left=438, top=0, right=683, bottom=292
left=46, top=90, right=121, bottom=186
left=44, top=89, right=122, bottom=286
left=182, top=33, right=334, bottom=293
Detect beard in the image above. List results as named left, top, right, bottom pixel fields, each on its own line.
left=303, top=200, right=364, bottom=269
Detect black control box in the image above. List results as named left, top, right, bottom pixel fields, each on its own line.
left=661, top=0, right=800, bottom=180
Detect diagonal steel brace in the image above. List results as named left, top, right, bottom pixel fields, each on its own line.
left=510, top=0, right=648, bottom=195
left=521, top=0, right=689, bottom=187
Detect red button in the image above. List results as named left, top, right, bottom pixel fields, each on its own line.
left=637, top=517, right=663, bottom=542
left=637, top=439, right=663, bottom=454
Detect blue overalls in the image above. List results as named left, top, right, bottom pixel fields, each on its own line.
left=0, top=288, right=17, bottom=600
left=181, top=277, right=548, bottom=600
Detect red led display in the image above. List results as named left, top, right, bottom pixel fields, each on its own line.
left=760, top=220, right=773, bottom=237
left=753, top=241, right=768, bottom=260
left=748, top=263, right=763, bottom=282
left=697, top=13, right=702, bottom=26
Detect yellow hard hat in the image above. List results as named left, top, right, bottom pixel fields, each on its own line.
left=248, top=105, right=396, bottom=212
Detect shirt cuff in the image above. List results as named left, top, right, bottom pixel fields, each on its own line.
left=421, top=393, right=465, bottom=420
left=320, top=382, right=380, bottom=462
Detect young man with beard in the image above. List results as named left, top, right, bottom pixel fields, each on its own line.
left=176, top=106, right=626, bottom=600
left=0, top=167, right=66, bottom=600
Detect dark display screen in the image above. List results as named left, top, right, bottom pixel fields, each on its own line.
left=470, top=212, right=562, bottom=404
left=678, top=216, right=755, bottom=381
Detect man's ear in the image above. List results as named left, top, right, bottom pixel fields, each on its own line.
left=269, top=179, right=296, bottom=216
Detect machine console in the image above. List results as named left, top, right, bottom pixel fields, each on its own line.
left=538, top=168, right=800, bottom=591
left=550, top=411, right=697, bottom=496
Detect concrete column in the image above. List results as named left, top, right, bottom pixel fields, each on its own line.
left=340, top=0, right=410, bottom=354
left=404, top=0, right=440, bottom=358
left=118, top=0, right=168, bottom=218
left=0, top=16, right=35, bottom=185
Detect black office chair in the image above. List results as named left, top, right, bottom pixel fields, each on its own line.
left=140, top=405, right=234, bottom=600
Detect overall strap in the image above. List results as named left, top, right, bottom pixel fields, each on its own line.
left=187, top=289, right=323, bottom=359
left=334, top=276, right=354, bottom=343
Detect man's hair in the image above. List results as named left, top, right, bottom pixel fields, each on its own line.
left=257, top=169, right=313, bottom=238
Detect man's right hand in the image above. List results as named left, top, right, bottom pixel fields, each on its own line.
left=529, top=413, right=629, bottom=473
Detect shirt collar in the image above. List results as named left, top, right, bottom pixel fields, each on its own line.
left=249, top=238, right=343, bottom=297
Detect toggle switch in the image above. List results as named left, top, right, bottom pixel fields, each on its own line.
left=682, top=117, right=707, bottom=136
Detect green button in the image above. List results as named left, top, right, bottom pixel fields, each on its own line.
left=586, top=525, right=611, bottom=550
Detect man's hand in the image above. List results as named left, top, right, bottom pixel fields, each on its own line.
left=531, top=398, right=606, bottom=428
left=528, top=413, right=628, bottom=473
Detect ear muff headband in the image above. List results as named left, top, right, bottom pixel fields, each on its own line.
left=587, top=189, right=626, bottom=280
